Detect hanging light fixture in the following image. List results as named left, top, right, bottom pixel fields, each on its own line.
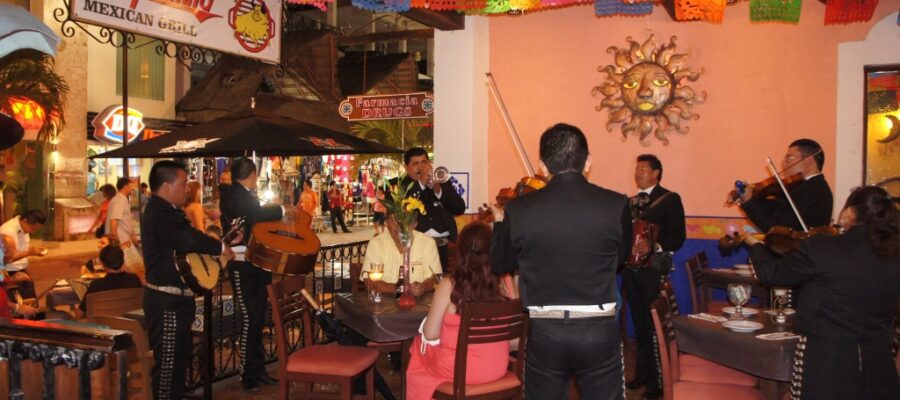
left=6, top=97, right=45, bottom=132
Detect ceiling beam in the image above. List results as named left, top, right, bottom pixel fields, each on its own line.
left=337, top=29, right=435, bottom=45
left=401, top=9, right=465, bottom=31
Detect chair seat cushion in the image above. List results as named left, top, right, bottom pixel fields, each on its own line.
left=434, top=371, right=521, bottom=396
left=673, top=381, right=765, bottom=400
left=286, top=345, right=379, bottom=377
left=680, top=354, right=758, bottom=387
left=366, top=341, right=402, bottom=352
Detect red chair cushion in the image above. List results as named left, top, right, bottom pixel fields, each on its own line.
left=366, top=341, right=402, bottom=352
left=673, top=381, right=765, bottom=400
left=679, top=354, right=758, bottom=387
left=286, top=345, right=379, bottom=377
left=434, top=371, right=521, bottom=396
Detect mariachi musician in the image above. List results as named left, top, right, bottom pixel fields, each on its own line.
left=734, top=139, right=833, bottom=232
left=219, top=158, right=284, bottom=392
left=622, top=154, right=686, bottom=399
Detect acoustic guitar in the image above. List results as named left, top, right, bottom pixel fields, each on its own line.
left=176, top=217, right=245, bottom=293
left=246, top=209, right=320, bottom=275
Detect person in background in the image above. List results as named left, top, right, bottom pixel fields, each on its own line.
left=183, top=181, right=206, bottom=232
left=406, top=221, right=509, bottom=400
left=77, top=244, right=142, bottom=318
left=373, top=187, right=386, bottom=236
left=0, top=210, right=47, bottom=299
left=89, top=184, right=117, bottom=238
left=0, top=233, right=38, bottom=318
left=361, top=213, right=441, bottom=295
left=139, top=182, right=150, bottom=213
left=107, top=177, right=139, bottom=246
left=745, top=186, right=899, bottom=400
left=298, top=178, right=319, bottom=219
left=365, top=179, right=376, bottom=214
left=328, top=181, right=351, bottom=233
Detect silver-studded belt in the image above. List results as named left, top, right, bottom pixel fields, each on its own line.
left=147, top=283, right=194, bottom=297
left=529, top=309, right=615, bottom=319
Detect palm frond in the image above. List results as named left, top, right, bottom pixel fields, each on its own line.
left=0, top=50, right=70, bottom=142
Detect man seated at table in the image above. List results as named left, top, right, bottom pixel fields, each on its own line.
left=77, top=244, right=142, bottom=318
left=361, top=214, right=442, bottom=296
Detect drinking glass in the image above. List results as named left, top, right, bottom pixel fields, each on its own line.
left=727, top=284, right=751, bottom=320
left=367, top=263, right=384, bottom=303
left=432, top=273, right=444, bottom=285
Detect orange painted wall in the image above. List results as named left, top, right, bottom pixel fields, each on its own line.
left=487, top=3, right=898, bottom=217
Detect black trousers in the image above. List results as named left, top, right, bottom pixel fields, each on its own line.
left=228, top=260, right=272, bottom=384
left=526, top=316, right=624, bottom=400
left=144, top=289, right=194, bottom=400
left=330, top=206, right=349, bottom=232
left=622, top=267, right=665, bottom=390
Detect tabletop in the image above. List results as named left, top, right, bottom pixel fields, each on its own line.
left=333, top=291, right=431, bottom=343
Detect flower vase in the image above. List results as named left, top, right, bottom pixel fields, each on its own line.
left=397, top=232, right=416, bottom=308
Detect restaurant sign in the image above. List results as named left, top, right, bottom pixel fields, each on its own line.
left=91, top=105, right=145, bottom=144
left=338, top=92, right=435, bottom=121
left=69, top=0, right=283, bottom=64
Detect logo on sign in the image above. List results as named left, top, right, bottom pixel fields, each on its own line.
left=91, top=105, right=145, bottom=144
left=338, top=93, right=435, bottom=121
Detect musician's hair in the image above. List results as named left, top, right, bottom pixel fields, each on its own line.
left=403, top=147, right=428, bottom=165
left=149, top=160, right=186, bottom=192
left=844, top=186, right=898, bottom=259
left=637, top=154, right=663, bottom=181
left=539, top=123, right=589, bottom=174
left=116, top=177, right=132, bottom=191
left=20, top=209, right=46, bottom=225
left=450, top=221, right=506, bottom=309
left=185, top=181, right=201, bottom=204
left=99, top=244, right=125, bottom=270
left=230, top=158, right=257, bottom=181
left=789, top=139, right=824, bottom=170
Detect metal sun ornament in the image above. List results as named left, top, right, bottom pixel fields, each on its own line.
left=592, top=34, right=706, bottom=146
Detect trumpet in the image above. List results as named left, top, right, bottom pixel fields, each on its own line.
left=424, top=166, right=450, bottom=186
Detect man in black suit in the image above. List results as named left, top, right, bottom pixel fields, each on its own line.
left=399, top=147, right=466, bottom=270
left=622, top=154, right=686, bottom=399
left=142, top=160, right=233, bottom=400
left=738, top=139, right=833, bottom=232
left=219, top=158, right=284, bottom=392
left=492, top=123, right=632, bottom=399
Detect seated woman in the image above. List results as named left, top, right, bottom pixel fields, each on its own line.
left=406, top=221, right=510, bottom=400
left=745, top=186, right=899, bottom=400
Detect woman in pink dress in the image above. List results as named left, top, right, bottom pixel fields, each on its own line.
left=406, top=221, right=510, bottom=400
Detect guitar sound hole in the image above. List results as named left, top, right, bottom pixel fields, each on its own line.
left=270, top=229, right=303, bottom=240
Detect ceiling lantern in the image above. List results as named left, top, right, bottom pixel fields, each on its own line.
left=7, top=97, right=45, bottom=132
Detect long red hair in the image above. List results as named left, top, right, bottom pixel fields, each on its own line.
left=450, top=221, right=506, bottom=309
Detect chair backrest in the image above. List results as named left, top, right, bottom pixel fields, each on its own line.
left=93, top=315, right=153, bottom=400
left=86, top=287, right=144, bottom=321
left=349, top=263, right=363, bottom=293
left=650, top=296, right=678, bottom=400
left=684, top=252, right=707, bottom=313
left=451, top=298, right=528, bottom=398
left=267, top=274, right=313, bottom=364
left=660, top=280, right=680, bottom=316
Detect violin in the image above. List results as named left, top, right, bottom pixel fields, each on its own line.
left=719, top=225, right=843, bottom=256
left=476, top=175, right=548, bottom=223
left=726, top=172, right=804, bottom=205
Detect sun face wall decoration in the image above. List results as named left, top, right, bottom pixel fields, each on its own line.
left=592, top=35, right=706, bottom=145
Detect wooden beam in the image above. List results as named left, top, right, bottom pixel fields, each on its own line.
left=401, top=9, right=465, bottom=31
left=337, top=29, right=435, bottom=45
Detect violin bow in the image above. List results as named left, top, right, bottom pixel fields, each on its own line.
left=486, top=73, right=535, bottom=178
left=766, top=158, right=809, bottom=232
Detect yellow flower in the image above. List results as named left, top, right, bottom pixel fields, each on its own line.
left=402, top=198, right=427, bottom=215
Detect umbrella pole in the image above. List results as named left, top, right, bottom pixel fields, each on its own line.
left=121, top=41, right=129, bottom=180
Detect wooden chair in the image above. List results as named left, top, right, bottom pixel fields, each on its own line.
left=433, top=298, right=528, bottom=400
left=660, top=279, right=681, bottom=316
left=684, top=253, right=728, bottom=314
left=267, top=274, right=379, bottom=400
left=94, top=316, right=153, bottom=400
left=86, top=287, right=144, bottom=322
left=650, top=297, right=763, bottom=400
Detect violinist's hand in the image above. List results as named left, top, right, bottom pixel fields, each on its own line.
left=738, top=186, right=754, bottom=204
left=742, top=233, right=761, bottom=246
left=633, top=239, right=650, bottom=256
left=490, top=204, right=505, bottom=223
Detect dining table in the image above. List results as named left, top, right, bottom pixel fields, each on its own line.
left=698, top=267, right=771, bottom=307
left=673, top=311, right=798, bottom=400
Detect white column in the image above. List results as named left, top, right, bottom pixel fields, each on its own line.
left=432, top=17, right=489, bottom=213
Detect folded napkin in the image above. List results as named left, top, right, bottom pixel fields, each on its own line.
left=756, top=332, right=800, bottom=341
left=688, top=313, right=728, bottom=323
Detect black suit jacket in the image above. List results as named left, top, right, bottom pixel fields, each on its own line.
left=741, top=174, right=833, bottom=232
left=635, top=185, right=686, bottom=253
left=396, top=176, right=466, bottom=241
left=141, top=195, right=222, bottom=289
left=219, top=183, right=284, bottom=247
left=491, top=172, right=632, bottom=308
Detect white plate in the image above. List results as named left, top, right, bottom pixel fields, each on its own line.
left=722, top=306, right=758, bottom=316
left=734, top=264, right=752, bottom=270
left=722, top=320, right=764, bottom=333
left=731, top=269, right=754, bottom=276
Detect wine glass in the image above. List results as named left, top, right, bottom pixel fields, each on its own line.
left=727, top=284, right=751, bottom=320
left=367, top=263, right=384, bottom=303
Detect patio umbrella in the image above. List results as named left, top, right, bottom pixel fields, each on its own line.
left=0, top=4, right=60, bottom=58
left=90, top=108, right=402, bottom=159
left=0, top=112, right=24, bottom=150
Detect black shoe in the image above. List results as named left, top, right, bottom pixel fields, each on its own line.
left=626, top=378, right=647, bottom=390
left=643, top=386, right=662, bottom=400
left=242, top=381, right=259, bottom=392
left=343, top=229, right=352, bottom=233
left=256, top=373, right=278, bottom=385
